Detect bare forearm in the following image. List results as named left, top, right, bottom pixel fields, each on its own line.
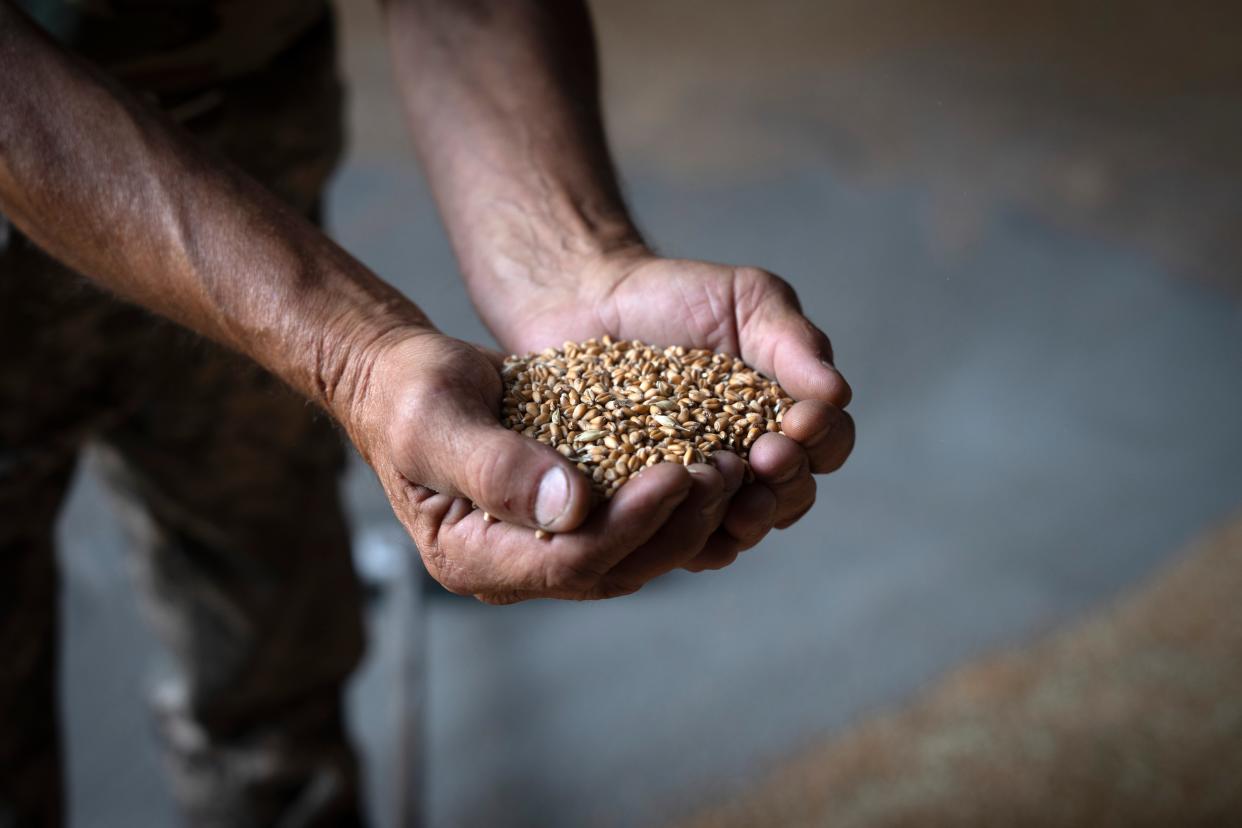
left=0, top=3, right=430, bottom=417
left=385, top=0, right=645, bottom=297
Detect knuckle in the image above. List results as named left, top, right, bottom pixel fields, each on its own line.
left=384, top=382, right=448, bottom=468
left=734, top=265, right=776, bottom=287
left=411, top=518, right=472, bottom=596
left=776, top=498, right=814, bottom=529
left=464, top=438, right=508, bottom=502
left=812, top=418, right=855, bottom=473
left=733, top=518, right=773, bottom=550
left=736, top=535, right=765, bottom=553
left=733, top=268, right=772, bottom=313
left=737, top=266, right=797, bottom=305
left=825, top=371, right=851, bottom=408
left=419, top=545, right=468, bottom=595
left=800, top=475, right=818, bottom=507
left=802, top=315, right=835, bottom=356
left=438, top=576, right=472, bottom=596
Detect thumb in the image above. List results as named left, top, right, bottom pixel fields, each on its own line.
left=740, top=270, right=852, bottom=408
left=424, top=406, right=594, bottom=533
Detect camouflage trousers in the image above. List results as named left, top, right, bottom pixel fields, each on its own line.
left=0, top=15, right=367, bottom=828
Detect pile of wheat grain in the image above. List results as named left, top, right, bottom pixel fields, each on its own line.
left=501, top=337, right=793, bottom=499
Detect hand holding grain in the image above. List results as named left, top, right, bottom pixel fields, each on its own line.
left=472, top=254, right=857, bottom=571
left=345, top=331, right=737, bottom=603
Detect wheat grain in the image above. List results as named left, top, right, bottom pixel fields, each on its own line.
left=501, top=337, right=793, bottom=500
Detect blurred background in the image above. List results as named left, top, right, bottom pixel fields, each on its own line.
left=57, top=1, right=1242, bottom=825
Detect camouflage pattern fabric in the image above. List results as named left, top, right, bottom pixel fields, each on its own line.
left=14, top=0, right=329, bottom=93
left=0, top=14, right=367, bottom=828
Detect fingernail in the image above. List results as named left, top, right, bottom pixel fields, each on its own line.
left=535, top=467, right=571, bottom=529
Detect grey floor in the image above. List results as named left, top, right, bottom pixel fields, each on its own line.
left=57, top=2, right=1242, bottom=826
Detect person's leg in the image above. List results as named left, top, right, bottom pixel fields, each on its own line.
left=0, top=208, right=139, bottom=827
left=93, top=14, right=366, bottom=826
left=96, top=342, right=366, bottom=827
left=2, top=9, right=364, bottom=823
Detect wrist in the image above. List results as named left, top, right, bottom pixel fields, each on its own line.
left=457, top=197, right=648, bottom=296
left=312, top=299, right=438, bottom=445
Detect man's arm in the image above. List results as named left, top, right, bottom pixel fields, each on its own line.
left=385, top=0, right=855, bottom=565
left=384, top=0, right=644, bottom=319
left=0, top=1, right=424, bottom=420
left=0, top=1, right=728, bottom=601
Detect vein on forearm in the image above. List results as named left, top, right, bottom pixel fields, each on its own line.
left=386, top=0, right=643, bottom=290
left=0, top=3, right=429, bottom=413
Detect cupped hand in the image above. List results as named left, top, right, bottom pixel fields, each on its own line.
left=471, top=252, right=856, bottom=569
left=340, top=329, right=736, bottom=603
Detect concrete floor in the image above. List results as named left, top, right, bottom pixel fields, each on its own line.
left=683, top=511, right=1242, bottom=828
left=56, top=2, right=1242, bottom=826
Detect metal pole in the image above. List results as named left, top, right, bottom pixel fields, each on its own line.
left=391, top=548, right=426, bottom=828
